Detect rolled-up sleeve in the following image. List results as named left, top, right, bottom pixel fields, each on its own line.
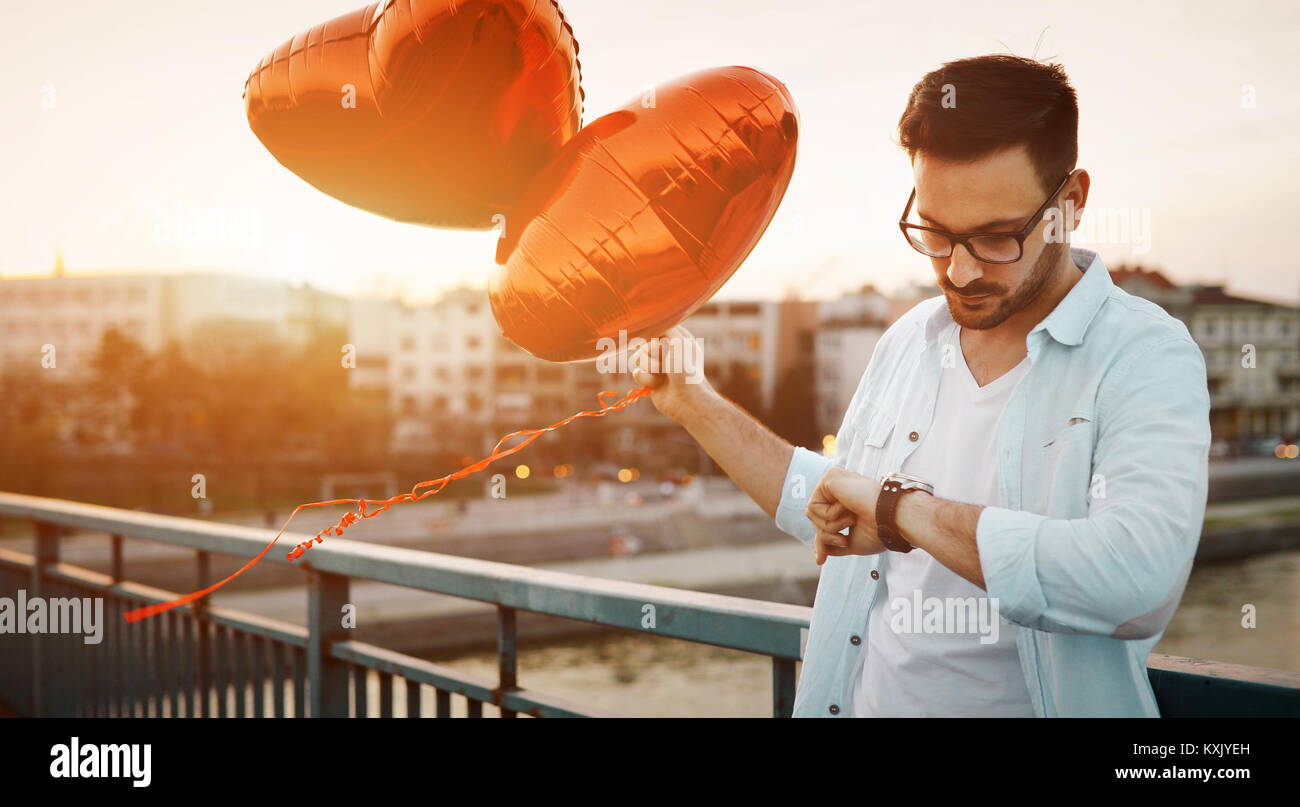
left=976, top=334, right=1211, bottom=639
left=775, top=446, right=836, bottom=546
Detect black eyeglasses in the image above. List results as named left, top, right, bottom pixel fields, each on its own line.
left=898, top=172, right=1074, bottom=264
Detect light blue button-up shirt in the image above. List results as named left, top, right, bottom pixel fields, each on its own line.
left=775, top=247, right=1211, bottom=717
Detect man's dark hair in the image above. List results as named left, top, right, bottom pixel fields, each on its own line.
left=897, top=54, right=1078, bottom=194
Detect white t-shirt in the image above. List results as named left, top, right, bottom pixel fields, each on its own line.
left=851, top=322, right=1036, bottom=717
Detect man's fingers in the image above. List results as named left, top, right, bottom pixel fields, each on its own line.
left=629, top=344, right=662, bottom=388
left=807, top=498, right=847, bottom=521
left=806, top=499, right=854, bottom=539
left=813, top=532, right=851, bottom=565
left=629, top=336, right=682, bottom=389
left=809, top=517, right=853, bottom=540
left=631, top=363, right=666, bottom=389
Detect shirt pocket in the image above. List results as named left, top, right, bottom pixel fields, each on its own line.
left=1039, top=409, right=1096, bottom=514
left=843, top=401, right=896, bottom=480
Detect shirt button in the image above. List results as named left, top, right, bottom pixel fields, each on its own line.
left=870, top=570, right=880, bottom=580
left=828, top=704, right=840, bottom=715
left=850, top=634, right=861, bottom=646
left=908, top=431, right=919, bottom=442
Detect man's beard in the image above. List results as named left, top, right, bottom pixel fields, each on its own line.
left=941, top=240, right=1067, bottom=330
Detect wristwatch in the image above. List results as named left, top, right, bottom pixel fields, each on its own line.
left=876, top=472, right=935, bottom=553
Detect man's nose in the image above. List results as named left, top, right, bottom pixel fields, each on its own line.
left=946, top=242, right=984, bottom=289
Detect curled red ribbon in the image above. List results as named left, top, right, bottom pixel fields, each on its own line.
left=124, top=386, right=651, bottom=622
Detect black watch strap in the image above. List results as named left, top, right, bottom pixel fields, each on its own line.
left=876, top=478, right=914, bottom=553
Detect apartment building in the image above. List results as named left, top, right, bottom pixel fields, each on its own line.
left=1111, top=266, right=1300, bottom=441
left=810, top=287, right=891, bottom=436
left=0, top=272, right=167, bottom=371
left=0, top=266, right=347, bottom=373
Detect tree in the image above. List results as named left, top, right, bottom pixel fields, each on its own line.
left=716, top=361, right=765, bottom=421
left=766, top=362, right=820, bottom=449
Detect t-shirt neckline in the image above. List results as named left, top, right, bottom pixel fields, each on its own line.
left=953, top=324, right=1030, bottom=401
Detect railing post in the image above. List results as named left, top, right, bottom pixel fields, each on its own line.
left=193, top=550, right=212, bottom=717
left=308, top=570, right=350, bottom=718
left=497, top=605, right=518, bottom=718
left=110, top=534, right=123, bottom=582
left=31, top=521, right=59, bottom=718
left=109, top=533, right=124, bottom=718
left=772, top=658, right=796, bottom=718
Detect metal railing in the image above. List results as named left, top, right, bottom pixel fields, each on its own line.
left=0, top=492, right=805, bottom=717
left=1, top=491, right=1298, bottom=718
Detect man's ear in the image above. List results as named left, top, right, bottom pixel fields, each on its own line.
left=1065, top=170, right=1091, bottom=231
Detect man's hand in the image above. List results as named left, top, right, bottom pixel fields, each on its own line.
left=622, top=324, right=795, bottom=519
left=806, top=466, right=885, bottom=565
left=629, top=325, right=714, bottom=424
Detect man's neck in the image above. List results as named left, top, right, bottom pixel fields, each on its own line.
left=961, top=251, right=1083, bottom=384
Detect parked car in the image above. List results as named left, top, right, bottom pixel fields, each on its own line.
left=1238, top=435, right=1284, bottom=457
left=1209, top=439, right=1235, bottom=458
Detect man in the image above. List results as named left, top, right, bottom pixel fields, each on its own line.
left=632, top=54, right=1210, bottom=717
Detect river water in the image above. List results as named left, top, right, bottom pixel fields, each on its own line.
left=427, top=548, right=1300, bottom=717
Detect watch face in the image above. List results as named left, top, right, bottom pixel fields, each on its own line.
left=887, top=472, right=934, bottom=492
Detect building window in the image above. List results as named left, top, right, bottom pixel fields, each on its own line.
left=538, top=366, right=563, bottom=384
left=496, top=365, right=527, bottom=384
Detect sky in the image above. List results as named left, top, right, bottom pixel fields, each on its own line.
left=3, top=0, right=1299, bottom=304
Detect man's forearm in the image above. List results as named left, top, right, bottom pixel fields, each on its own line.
left=673, top=388, right=794, bottom=519
left=896, top=493, right=986, bottom=589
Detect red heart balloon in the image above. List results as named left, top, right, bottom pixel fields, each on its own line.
left=489, top=66, right=799, bottom=362
left=243, top=0, right=583, bottom=229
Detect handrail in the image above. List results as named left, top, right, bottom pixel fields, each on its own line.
left=0, top=492, right=807, bottom=660
left=3, top=490, right=1299, bottom=718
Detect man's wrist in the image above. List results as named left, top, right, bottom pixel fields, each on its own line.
left=894, top=494, right=988, bottom=588
left=894, top=489, right=936, bottom=548
left=896, top=493, right=983, bottom=550
left=876, top=473, right=935, bottom=552
left=670, top=383, right=723, bottom=429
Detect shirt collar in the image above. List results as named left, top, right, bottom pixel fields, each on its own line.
left=921, top=247, right=1111, bottom=347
